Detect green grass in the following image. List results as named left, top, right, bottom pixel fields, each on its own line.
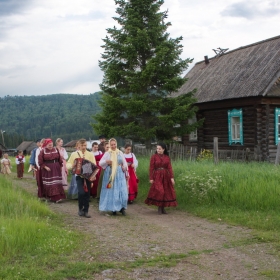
left=0, top=175, right=81, bottom=279
left=136, top=157, right=280, bottom=239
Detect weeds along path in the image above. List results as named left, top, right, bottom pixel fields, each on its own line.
left=18, top=175, right=280, bottom=280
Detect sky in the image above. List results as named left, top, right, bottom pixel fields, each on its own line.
left=0, top=0, right=279, bottom=97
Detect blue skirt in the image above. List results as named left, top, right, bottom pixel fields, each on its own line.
left=67, top=175, right=78, bottom=200
left=99, top=165, right=128, bottom=212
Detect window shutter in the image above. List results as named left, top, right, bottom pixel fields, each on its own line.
left=275, top=108, right=280, bottom=145
left=228, top=109, right=243, bottom=145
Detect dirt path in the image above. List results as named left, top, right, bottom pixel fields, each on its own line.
left=17, top=175, right=280, bottom=280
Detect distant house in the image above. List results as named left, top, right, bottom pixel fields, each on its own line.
left=173, top=35, right=280, bottom=162
left=63, top=139, right=100, bottom=151
left=16, top=141, right=37, bottom=155
left=63, top=140, right=79, bottom=152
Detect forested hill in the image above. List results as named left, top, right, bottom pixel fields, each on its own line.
left=0, top=93, right=101, bottom=148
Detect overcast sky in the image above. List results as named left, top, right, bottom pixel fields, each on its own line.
left=0, top=0, right=279, bottom=97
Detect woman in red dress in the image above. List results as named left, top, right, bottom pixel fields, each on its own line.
left=145, top=143, right=177, bottom=214
left=91, top=142, right=103, bottom=198
left=38, top=138, right=66, bottom=203
left=124, top=144, right=138, bottom=204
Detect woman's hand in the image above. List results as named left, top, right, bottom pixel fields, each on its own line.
left=149, top=180, right=154, bottom=184
left=45, top=166, right=51, bottom=171
left=171, top=178, right=175, bottom=185
left=106, top=160, right=112, bottom=165
left=131, top=163, right=134, bottom=168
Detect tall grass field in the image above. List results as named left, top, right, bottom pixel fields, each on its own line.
left=136, top=157, right=280, bottom=238
left=0, top=175, right=80, bottom=279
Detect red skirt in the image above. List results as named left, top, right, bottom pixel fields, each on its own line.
left=145, top=169, right=177, bottom=207
left=17, top=163, right=24, bottom=178
left=41, top=162, right=66, bottom=202
left=90, top=166, right=101, bottom=197
left=128, top=166, right=138, bottom=201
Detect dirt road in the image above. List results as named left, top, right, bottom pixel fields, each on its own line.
left=19, top=176, right=280, bottom=280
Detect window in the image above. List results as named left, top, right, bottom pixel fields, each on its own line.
left=228, top=109, right=243, bottom=145
left=275, top=108, right=280, bottom=145
left=188, top=116, right=197, bottom=141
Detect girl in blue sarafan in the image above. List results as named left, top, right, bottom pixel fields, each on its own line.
left=99, top=138, right=128, bottom=216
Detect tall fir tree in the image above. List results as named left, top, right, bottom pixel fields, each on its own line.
left=93, top=0, right=202, bottom=146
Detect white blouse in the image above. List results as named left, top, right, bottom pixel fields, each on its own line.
left=123, top=153, right=138, bottom=169
left=35, top=147, right=42, bottom=167
left=16, top=156, right=26, bottom=165
left=99, top=150, right=128, bottom=171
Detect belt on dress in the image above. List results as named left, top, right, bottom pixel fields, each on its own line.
left=155, top=168, right=166, bottom=170
left=44, top=159, right=59, bottom=163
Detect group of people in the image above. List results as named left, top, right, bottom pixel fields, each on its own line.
left=1, top=135, right=178, bottom=217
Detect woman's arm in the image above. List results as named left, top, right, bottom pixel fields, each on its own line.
left=99, top=152, right=110, bottom=169
left=132, top=153, right=138, bottom=169
left=63, top=148, right=68, bottom=160
left=120, top=151, right=128, bottom=171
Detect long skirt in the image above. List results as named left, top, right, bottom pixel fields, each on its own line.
left=41, top=162, right=66, bottom=202
left=61, top=159, right=68, bottom=188
left=1, top=164, right=11, bottom=175
left=90, top=166, right=101, bottom=198
left=99, top=166, right=128, bottom=212
left=67, top=175, right=78, bottom=200
left=17, top=163, right=24, bottom=178
left=145, top=169, right=177, bottom=207
left=128, top=166, right=138, bottom=202
left=97, top=169, right=104, bottom=199
left=36, top=166, right=45, bottom=198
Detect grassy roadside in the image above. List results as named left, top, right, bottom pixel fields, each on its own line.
left=0, top=175, right=81, bottom=279
left=136, top=157, right=280, bottom=244
left=1, top=156, right=280, bottom=279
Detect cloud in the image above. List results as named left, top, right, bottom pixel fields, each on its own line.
left=0, top=0, right=33, bottom=17
left=221, top=0, right=280, bottom=19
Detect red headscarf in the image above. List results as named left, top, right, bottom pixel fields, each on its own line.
left=42, top=138, right=53, bottom=148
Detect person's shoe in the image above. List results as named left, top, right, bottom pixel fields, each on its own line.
left=84, top=212, right=91, bottom=218
left=162, top=207, right=167, bottom=214
left=78, top=210, right=85, bottom=216
left=112, top=211, right=117, bottom=216
left=128, top=200, right=133, bottom=204
left=56, top=199, right=63, bottom=204
left=120, top=208, right=126, bottom=216
left=158, top=207, right=162, bottom=215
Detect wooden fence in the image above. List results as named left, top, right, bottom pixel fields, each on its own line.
left=133, top=142, right=261, bottom=162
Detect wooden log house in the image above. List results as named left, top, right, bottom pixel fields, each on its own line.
left=173, top=35, right=280, bottom=162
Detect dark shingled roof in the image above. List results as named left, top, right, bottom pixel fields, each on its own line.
left=16, top=141, right=37, bottom=153
left=173, top=35, right=280, bottom=103
left=63, top=140, right=79, bottom=147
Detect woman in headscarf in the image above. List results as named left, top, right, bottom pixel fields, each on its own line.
left=38, top=138, right=66, bottom=203
left=99, top=138, right=128, bottom=215
left=145, top=142, right=177, bottom=214
left=56, top=138, right=68, bottom=189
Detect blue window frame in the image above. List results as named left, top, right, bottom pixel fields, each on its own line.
left=275, top=108, right=280, bottom=145
left=228, top=109, right=243, bottom=145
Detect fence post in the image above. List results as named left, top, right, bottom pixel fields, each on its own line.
left=213, top=137, right=219, bottom=164
left=245, top=148, right=250, bottom=163
left=275, top=143, right=280, bottom=165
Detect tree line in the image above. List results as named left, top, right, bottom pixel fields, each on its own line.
left=0, top=93, right=101, bottom=148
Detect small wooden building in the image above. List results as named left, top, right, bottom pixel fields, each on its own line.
left=173, top=35, right=280, bottom=161
left=16, top=141, right=37, bottom=155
